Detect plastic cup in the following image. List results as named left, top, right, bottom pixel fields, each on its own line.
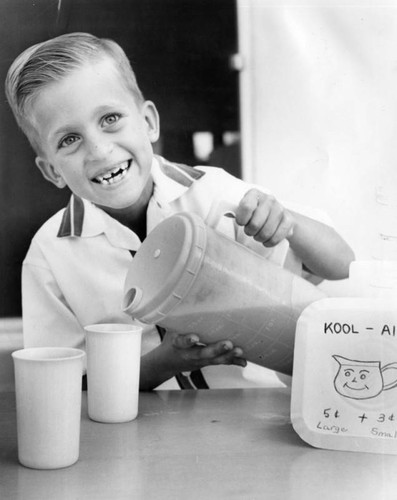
left=12, top=347, right=85, bottom=469
left=84, top=324, right=142, bottom=423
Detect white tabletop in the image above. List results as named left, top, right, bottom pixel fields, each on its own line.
left=1, top=388, right=396, bottom=500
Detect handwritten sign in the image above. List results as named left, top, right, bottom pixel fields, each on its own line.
left=323, top=322, right=397, bottom=336
left=291, top=297, right=397, bottom=455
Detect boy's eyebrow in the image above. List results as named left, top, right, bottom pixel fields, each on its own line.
left=52, top=126, right=75, bottom=138
left=51, top=104, right=126, bottom=138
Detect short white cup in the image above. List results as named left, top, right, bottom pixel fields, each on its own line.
left=84, top=323, right=142, bottom=423
left=12, top=347, right=85, bottom=469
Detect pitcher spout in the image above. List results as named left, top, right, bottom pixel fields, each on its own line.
left=123, top=287, right=143, bottom=315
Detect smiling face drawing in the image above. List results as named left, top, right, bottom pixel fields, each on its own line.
left=333, top=356, right=384, bottom=400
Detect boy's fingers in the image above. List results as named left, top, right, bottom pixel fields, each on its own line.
left=172, top=333, right=200, bottom=349
left=232, top=357, right=248, bottom=368
left=233, top=347, right=244, bottom=358
left=248, top=198, right=281, bottom=239
left=172, top=336, right=247, bottom=368
left=208, top=348, right=247, bottom=367
left=197, top=340, right=233, bottom=359
left=197, top=342, right=246, bottom=366
left=231, top=347, right=247, bottom=367
left=235, top=189, right=261, bottom=225
left=260, top=212, right=295, bottom=247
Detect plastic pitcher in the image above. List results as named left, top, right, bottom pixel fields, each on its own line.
left=123, top=212, right=326, bottom=374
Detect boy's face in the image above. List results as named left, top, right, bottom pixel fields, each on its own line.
left=31, top=57, right=159, bottom=211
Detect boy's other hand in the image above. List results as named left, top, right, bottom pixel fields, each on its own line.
left=164, top=331, right=247, bottom=371
left=235, top=188, right=295, bottom=247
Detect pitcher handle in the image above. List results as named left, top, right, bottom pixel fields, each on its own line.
left=205, top=200, right=238, bottom=229
left=382, top=362, right=397, bottom=391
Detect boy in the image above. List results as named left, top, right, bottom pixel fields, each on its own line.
left=5, top=32, right=354, bottom=390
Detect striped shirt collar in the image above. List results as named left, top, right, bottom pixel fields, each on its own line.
left=57, top=155, right=205, bottom=238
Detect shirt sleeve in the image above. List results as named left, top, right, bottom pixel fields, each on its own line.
left=22, top=244, right=86, bottom=354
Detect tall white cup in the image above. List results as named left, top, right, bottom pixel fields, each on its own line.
left=84, top=323, right=142, bottom=423
left=12, top=347, right=85, bottom=469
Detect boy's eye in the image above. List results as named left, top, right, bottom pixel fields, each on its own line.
left=59, top=135, right=79, bottom=149
left=102, top=113, right=121, bottom=126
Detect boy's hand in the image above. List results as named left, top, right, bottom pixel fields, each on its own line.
left=163, top=330, right=247, bottom=372
left=235, top=188, right=295, bottom=247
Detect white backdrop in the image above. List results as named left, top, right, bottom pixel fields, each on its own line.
left=237, top=0, right=397, bottom=292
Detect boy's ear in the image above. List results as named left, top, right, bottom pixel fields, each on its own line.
left=142, top=101, right=160, bottom=143
left=35, top=157, right=67, bottom=188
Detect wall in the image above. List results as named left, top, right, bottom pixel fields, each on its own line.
left=237, top=0, right=397, bottom=293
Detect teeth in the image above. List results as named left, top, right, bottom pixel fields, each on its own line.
left=93, top=161, right=130, bottom=185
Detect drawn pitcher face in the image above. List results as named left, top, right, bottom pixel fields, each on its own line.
left=333, top=355, right=397, bottom=400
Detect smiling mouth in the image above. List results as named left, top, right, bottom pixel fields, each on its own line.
left=92, top=160, right=131, bottom=185
left=343, top=383, right=369, bottom=391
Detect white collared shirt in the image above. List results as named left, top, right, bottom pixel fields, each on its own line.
left=22, top=156, right=328, bottom=389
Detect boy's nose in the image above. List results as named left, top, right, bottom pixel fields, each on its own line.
left=85, top=136, right=114, bottom=161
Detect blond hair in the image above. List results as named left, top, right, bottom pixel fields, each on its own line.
left=5, top=32, right=144, bottom=152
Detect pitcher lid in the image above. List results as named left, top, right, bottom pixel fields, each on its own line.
left=123, top=212, right=207, bottom=323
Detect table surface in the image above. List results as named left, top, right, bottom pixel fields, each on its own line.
left=1, top=388, right=397, bottom=500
